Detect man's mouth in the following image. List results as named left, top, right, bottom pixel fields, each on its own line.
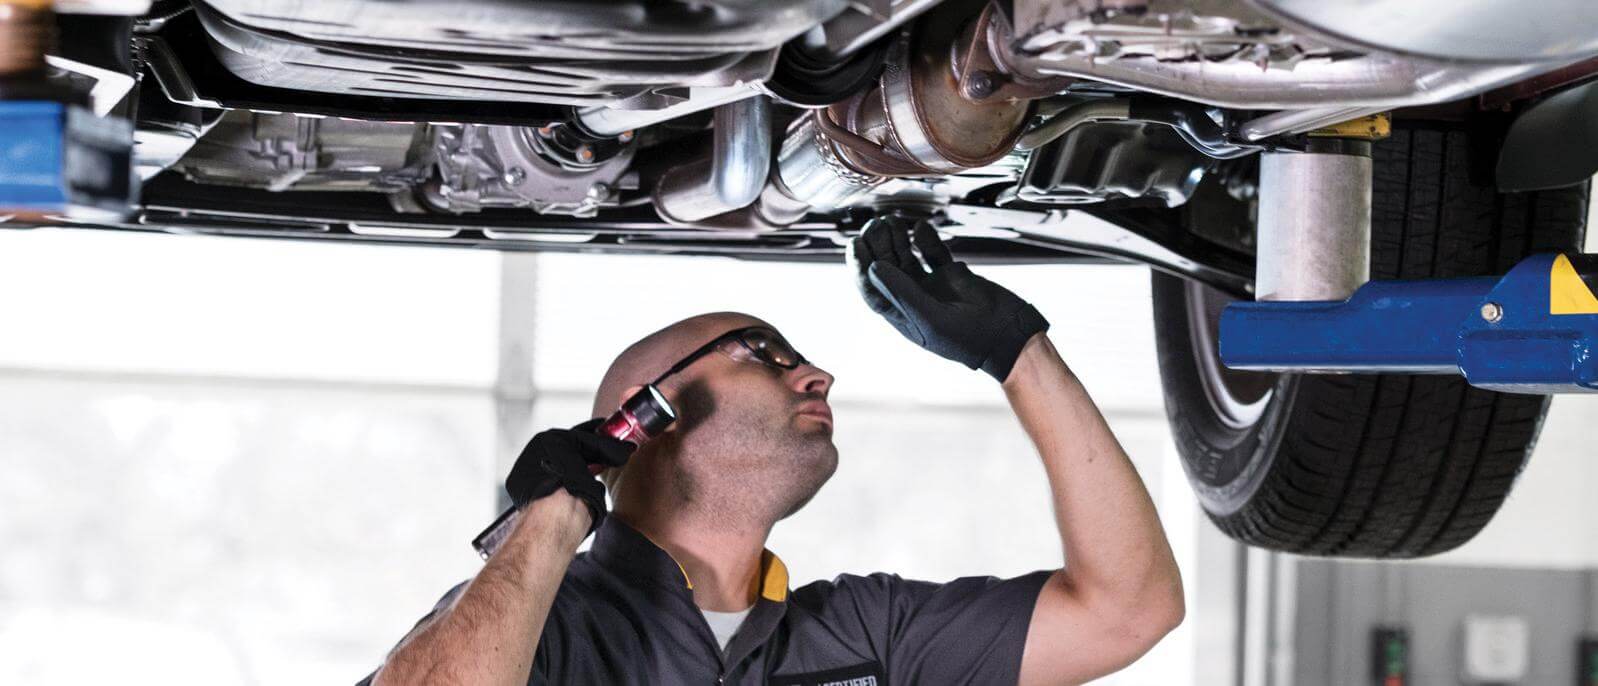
left=795, top=400, right=833, bottom=426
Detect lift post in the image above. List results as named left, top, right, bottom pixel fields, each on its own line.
left=1222, top=253, right=1598, bottom=394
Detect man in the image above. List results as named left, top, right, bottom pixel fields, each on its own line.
left=367, top=216, right=1184, bottom=685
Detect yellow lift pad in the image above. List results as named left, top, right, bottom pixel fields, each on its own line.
left=1550, top=254, right=1598, bottom=315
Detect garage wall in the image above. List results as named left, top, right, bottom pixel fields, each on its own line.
left=1290, top=560, right=1598, bottom=686
left=0, top=372, right=496, bottom=684
left=0, top=231, right=507, bottom=683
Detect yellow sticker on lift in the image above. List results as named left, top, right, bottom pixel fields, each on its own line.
left=1550, top=254, right=1598, bottom=315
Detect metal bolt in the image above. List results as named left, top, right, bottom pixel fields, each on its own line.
left=1481, top=302, right=1504, bottom=323
left=617, top=130, right=635, bottom=144
left=576, top=145, right=595, bottom=163
left=964, top=71, right=997, bottom=99
left=502, top=167, right=526, bottom=186
left=586, top=182, right=610, bottom=200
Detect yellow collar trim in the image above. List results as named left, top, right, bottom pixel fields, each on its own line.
left=758, top=550, right=790, bottom=603
left=669, top=549, right=789, bottom=602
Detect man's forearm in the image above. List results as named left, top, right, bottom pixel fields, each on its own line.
left=1002, top=334, right=1183, bottom=619
left=374, top=492, right=589, bottom=686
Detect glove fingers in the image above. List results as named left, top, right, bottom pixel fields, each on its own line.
left=927, top=262, right=977, bottom=302
left=847, top=233, right=875, bottom=282
left=504, top=430, right=555, bottom=500
left=854, top=216, right=1049, bottom=383
left=849, top=234, right=899, bottom=316
left=862, top=217, right=905, bottom=274
left=886, top=219, right=922, bottom=274
left=505, top=423, right=627, bottom=513
left=564, top=478, right=609, bottom=535
left=911, top=221, right=955, bottom=268
left=867, top=263, right=937, bottom=341
left=506, top=438, right=566, bottom=506
left=570, top=431, right=634, bottom=467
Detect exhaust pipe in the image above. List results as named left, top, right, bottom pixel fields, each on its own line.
left=652, top=95, right=772, bottom=224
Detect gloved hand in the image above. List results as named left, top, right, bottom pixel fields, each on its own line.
left=848, top=215, right=1049, bottom=382
left=504, top=418, right=633, bottom=536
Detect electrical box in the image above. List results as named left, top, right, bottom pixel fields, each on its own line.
left=1579, top=636, right=1598, bottom=686
left=1372, top=626, right=1409, bottom=686
left=1462, top=614, right=1529, bottom=683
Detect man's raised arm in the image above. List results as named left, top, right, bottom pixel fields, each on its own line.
left=373, top=422, right=633, bottom=685
left=1003, top=334, right=1183, bottom=685
left=373, top=492, right=589, bottom=686
left=849, top=216, right=1183, bottom=686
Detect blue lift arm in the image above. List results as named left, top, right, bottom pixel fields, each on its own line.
left=0, top=100, right=134, bottom=220
left=1222, top=252, right=1598, bottom=394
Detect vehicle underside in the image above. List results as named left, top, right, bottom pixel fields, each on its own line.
left=9, top=0, right=1598, bottom=558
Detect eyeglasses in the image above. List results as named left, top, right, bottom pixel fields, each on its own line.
left=651, top=326, right=810, bottom=386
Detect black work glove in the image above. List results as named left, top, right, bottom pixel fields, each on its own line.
left=504, top=418, right=633, bottom=536
left=848, top=215, right=1049, bottom=383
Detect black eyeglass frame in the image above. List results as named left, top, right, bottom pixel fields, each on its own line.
left=649, top=326, right=810, bottom=386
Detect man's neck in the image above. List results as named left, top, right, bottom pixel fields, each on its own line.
left=617, top=512, right=771, bottom=612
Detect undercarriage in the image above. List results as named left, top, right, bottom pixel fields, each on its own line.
left=13, top=0, right=1593, bottom=294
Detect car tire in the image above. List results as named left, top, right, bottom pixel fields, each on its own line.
left=1152, top=127, right=1589, bottom=557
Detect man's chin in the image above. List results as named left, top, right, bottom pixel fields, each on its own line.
left=777, top=462, right=836, bottom=520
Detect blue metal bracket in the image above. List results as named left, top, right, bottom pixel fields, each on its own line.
left=1222, top=253, right=1598, bottom=394
left=0, top=100, right=134, bottom=219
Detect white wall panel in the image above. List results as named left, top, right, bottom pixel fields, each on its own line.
left=0, top=230, right=501, bottom=387
left=0, top=372, right=496, bottom=684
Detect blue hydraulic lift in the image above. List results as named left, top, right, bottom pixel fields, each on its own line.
left=1223, top=252, right=1598, bottom=393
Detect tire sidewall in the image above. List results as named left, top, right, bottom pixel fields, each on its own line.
left=1152, top=272, right=1300, bottom=518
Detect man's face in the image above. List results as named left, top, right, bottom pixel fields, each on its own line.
left=664, top=325, right=838, bottom=523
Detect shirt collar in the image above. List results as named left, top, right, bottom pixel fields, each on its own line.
left=590, top=516, right=790, bottom=603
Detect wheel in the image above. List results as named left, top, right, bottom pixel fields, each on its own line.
left=1153, top=127, right=1590, bottom=557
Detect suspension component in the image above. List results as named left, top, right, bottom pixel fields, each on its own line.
left=1255, top=140, right=1373, bottom=302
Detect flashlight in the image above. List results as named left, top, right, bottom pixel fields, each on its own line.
left=472, top=384, right=676, bottom=559
left=592, top=384, right=677, bottom=458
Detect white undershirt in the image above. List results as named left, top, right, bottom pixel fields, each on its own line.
left=700, top=607, right=753, bottom=650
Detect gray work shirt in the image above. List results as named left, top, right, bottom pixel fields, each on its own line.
left=366, top=518, right=1052, bottom=685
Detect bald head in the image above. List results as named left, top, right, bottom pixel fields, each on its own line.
left=591, top=310, right=838, bottom=526
left=591, top=311, right=769, bottom=419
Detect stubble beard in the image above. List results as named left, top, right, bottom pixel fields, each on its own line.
left=673, top=402, right=839, bottom=529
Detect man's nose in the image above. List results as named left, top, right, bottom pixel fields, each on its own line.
left=791, top=363, right=833, bottom=397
